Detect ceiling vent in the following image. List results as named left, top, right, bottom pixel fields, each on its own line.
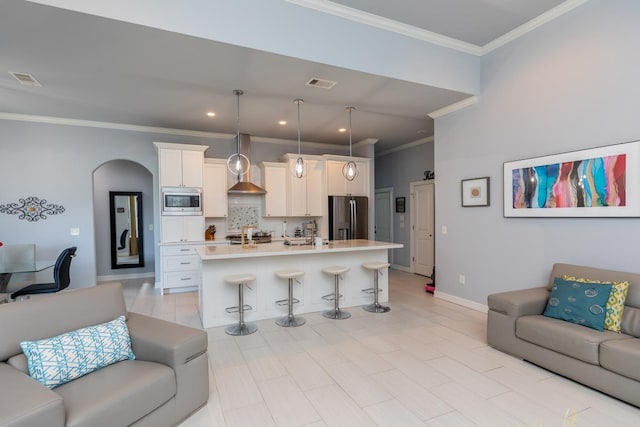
left=10, top=72, right=41, bottom=87
left=306, top=78, right=336, bottom=89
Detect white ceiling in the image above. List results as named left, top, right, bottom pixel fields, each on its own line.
left=1, top=0, right=573, bottom=154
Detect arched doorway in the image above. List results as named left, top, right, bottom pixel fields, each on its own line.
left=93, top=160, right=154, bottom=281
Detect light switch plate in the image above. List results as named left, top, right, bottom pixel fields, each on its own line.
left=70, top=227, right=80, bottom=236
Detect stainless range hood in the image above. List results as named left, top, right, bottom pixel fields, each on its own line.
left=227, top=133, right=267, bottom=195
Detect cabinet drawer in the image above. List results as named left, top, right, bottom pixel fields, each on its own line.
left=164, top=255, right=200, bottom=271
left=163, top=246, right=198, bottom=256
left=164, top=271, right=200, bottom=288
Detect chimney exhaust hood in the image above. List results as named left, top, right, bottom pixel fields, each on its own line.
left=227, top=133, right=267, bottom=195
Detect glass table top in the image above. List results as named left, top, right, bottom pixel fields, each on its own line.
left=0, top=260, right=55, bottom=274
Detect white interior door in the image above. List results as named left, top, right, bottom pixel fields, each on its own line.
left=374, top=189, right=392, bottom=242
left=411, top=181, right=434, bottom=276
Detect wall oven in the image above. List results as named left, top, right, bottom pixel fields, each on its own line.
left=162, top=187, right=202, bottom=215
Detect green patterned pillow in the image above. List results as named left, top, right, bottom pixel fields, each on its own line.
left=562, top=275, right=630, bottom=333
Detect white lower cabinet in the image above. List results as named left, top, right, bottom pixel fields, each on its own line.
left=160, top=245, right=200, bottom=293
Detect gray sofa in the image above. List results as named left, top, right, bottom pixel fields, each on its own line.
left=0, top=283, right=209, bottom=427
left=487, top=263, right=640, bottom=407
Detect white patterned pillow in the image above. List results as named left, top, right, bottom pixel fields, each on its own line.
left=20, top=315, right=135, bottom=388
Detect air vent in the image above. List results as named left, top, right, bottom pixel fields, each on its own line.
left=306, top=78, right=336, bottom=89
left=10, top=72, right=41, bottom=87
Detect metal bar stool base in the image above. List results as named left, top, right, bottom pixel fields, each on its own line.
left=362, top=303, right=390, bottom=313
left=225, top=322, right=258, bottom=336
left=275, top=315, right=306, bottom=327
left=322, top=309, right=351, bottom=320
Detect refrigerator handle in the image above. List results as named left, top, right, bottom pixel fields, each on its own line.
left=351, top=199, right=356, bottom=239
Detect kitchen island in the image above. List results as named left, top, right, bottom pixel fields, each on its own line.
left=196, top=239, right=402, bottom=328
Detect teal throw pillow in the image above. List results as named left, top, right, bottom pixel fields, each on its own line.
left=20, top=315, right=135, bottom=389
left=543, top=278, right=612, bottom=331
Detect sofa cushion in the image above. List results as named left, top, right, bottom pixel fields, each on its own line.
left=0, top=363, right=65, bottom=427
left=20, top=315, right=135, bottom=388
left=516, top=315, right=628, bottom=364
left=600, top=339, right=640, bottom=382
left=54, top=360, right=175, bottom=427
left=7, top=353, right=28, bottom=374
left=543, top=278, right=612, bottom=331
left=562, top=275, right=630, bottom=333
left=621, top=306, right=640, bottom=337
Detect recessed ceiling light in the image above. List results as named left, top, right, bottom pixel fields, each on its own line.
left=279, top=120, right=287, bottom=125
left=206, top=112, right=216, bottom=117
left=338, top=128, right=347, bottom=133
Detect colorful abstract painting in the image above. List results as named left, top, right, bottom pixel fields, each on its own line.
left=512, top=154, right=626, bottom=209
left=503, top=141, right=640, bottom=217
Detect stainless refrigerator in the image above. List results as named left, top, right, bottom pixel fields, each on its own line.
left=328, top=196, right=368, bottom=240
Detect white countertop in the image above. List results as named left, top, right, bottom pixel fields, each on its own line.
left=196, top=239, right=402, bottom=260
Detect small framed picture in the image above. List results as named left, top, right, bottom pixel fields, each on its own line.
left=461, top=177, right=490, bottom=207
left=395, top=197, right=406, bottom=213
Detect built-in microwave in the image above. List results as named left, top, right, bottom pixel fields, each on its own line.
left=162, top=187, right=202, bottom=215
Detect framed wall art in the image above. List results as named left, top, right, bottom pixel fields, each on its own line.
left=395, top=197, right=405, bottom=213
left=461, top=177, right=490, bottom=207
left=503, top=140, right=640, bottom=217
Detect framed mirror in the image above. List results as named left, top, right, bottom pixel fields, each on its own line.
left=109, top=191, right=144, bottom=269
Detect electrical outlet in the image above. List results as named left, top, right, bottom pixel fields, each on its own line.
left=70, top=227, right=80, bottom=236
left=459, top=274, right=465, bottom=285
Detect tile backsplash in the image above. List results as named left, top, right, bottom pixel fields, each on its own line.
left=227, top=205, right=259, bottom=230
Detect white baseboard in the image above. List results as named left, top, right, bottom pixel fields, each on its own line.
left=391, top=264, right=411, bottom=273
left=96, top=272, right=155, bottom=283
left=434, top=290, right=488, bottom=313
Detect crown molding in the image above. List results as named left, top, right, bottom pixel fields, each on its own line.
left=480, top=0, right=590, bottom=54
left=428, top=96, right=478, bottom=119
left=286, top=0, right=589, bottom=57
left=376, top=135, right=434, bottom=158
left=285, top=0, right=482, bottom=56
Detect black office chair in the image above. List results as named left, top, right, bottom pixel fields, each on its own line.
left=10, top=247, right=77, bottom=300
left=118, top=229, right=129, bottom=250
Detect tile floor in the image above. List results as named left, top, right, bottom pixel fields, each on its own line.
left=119, top=270, right=640, bottom=427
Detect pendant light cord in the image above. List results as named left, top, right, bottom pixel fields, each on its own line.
left=235, top=89, right=242, bottom=155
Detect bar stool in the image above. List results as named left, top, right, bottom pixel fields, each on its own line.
left=224, top=273, right=257, bottom=336
left=361, top=262, right=391, bottom=313
left=274, top=269, right=305, bottom=327
left=321, top=266, right=351, bottom=319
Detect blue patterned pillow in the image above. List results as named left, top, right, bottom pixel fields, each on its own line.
left=20, top=315, right=135, bottom=388
left=543, top=278, right=612, bottom=331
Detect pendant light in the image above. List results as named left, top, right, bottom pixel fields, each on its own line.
left=294, top=98, right=304, bottom=178
left=342, top=106, right=358, bottom=181
left=227, top=89, right=250, bottom=176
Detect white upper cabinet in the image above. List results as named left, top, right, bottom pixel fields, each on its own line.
left=261, top=162, right=288, bottom=217
left=325, top=159, right=370, bottom=196
left=154, top=142, right=207, bottom=188
left=203, top=159, right=228, bottom=218
left=287, top=158, right=325, bottom=217
left=161, top=216, right=204, bottom=243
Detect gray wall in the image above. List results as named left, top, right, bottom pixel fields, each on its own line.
left=0, top=120, right=210, bottom=288
left=434, top=0, right=640, bottom=305
left=375, top=141, right=434, bottom=267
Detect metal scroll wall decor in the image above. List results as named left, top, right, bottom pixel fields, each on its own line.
left=0, top=196, right=65, bottom=222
